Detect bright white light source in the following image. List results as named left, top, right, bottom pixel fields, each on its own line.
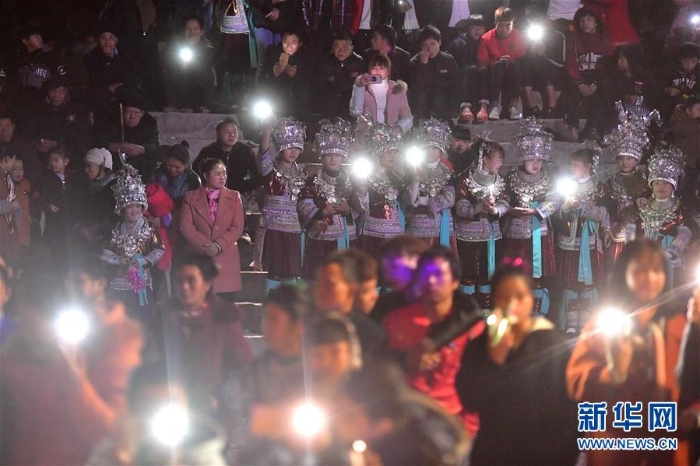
left=556, top=177, right=578, bottom=198
left=405, top=146, right=425, bottom=168
left=54, top=308, right=90, bottom=344
left=352, top=440, right=367, bottom=453
left=179, top=47, right=194, bottom=63
left=352, top=157, right=374, bottom=179
left=596, top=307, right=631, bottom=338
left=692, top=14, right=700, bottom=25
left=527, top=24, right=544, bottom=41
left=292, top=402, right=326, bottom=438
left=151, top=405, right=189, bottom=446
left=253, top=100, right=273, bottom=120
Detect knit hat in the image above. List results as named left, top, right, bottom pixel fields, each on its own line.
left=85, top=148, right=113, bottom=170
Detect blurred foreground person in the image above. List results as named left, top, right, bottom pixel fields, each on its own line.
left=333, top=363, right=469, bottom=466
left=567, top=239, right=688, bottom=465
left=678, top=285, right=700, bottom=463
left=307, top=317, right=361, bottom=398
left=0, top=262, right=16, bottom=345
left=458, top=266, right=578, bottom=465
left=0, top=267, right=142, bottom=465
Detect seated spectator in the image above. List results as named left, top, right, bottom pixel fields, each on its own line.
left=671, top=96, right=700, bottom=209
left=660, top=42, right=700, bottom=119
left=29, top=76, right=91, bottom=165
left=0, top=113, right=37, bottom=182
left=193, top=118, right=263, bottom=197
left=350, top=53, right=413, bottom=135
left=557, top=8, right=613, bottom=142
left=16, top=26, right=67, bottom=107
left=153, top=141, right=201, bottom=208
left=363, top=25, right=412, bottom=82
left=409, top=25, right=461, bottom=120
left=447, top=15, right=488, bottom=123
left=100, top=92, right=161, bottom=179
left=163, top=15, right=216, bottom=113
left=249, top=0, right=301, bottom=73
left=582, top=0, right=638, bottom=47
left=84, top=27, right=136, bottom=128
left=518, top=21, right=560, bottom=118
left=447, top=124, right=475, bottom=175
left=316, top=31, right=365, bottom=120
left=477, top=7, right=527, bottom=120
left=259, top=29, right=313, bottom=120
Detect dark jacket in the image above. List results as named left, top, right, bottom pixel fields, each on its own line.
left=259, top=45, right=313, bottom=119
left=152, top=165, right=201, bottom=207
left=250, top=0, right=301, bottom=32
left=671, top=105, right=700, bottom=169
left=316, top=51, right=364, bottom=119
left=194, top=141, right=264, bottom=194
left=445, top=34, right=481, bottom=69
left=362, top=46, right=411, bottom=82
left=409, top=51, right=461, bottom=95
left=84, top=48, right=136, bottom=116
left=99, top=111, right=161, bottom=175
left=30, top=98, right=92, bottom=158
left=566, top=9, right=613, bottom=86
left=17, top=48, right=66, bottom=93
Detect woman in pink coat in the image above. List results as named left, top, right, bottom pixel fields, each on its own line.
left=180, top=158, right=244, bottom=298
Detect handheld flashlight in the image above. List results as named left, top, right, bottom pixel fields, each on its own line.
left=179, top=47, right=194, bottom=63
left=596, top=307, right=632, bottom=338
left=151, top=404, right=189, bottom=446
left=291, top=402, right=326, bottom=438
left=352, top=157, right=374, bottom=180
left=55, top=308, right=90, bottom=344
left=405, top=146, right=425, bottom=168
left=252, top=100, right=274, bottom=121
left=556, top=177, right=578, bottom=199
left=527, top=24, right=544, bottom=42
left=692, top=14, right=700, bottom=26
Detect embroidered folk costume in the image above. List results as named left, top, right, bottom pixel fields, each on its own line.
left=403, top=118, right=456, bottom=249
left=298, top=118, right=357, bottom=277
left=455, top=133, right=507, bottom=300
left=354, top=124, right=406, bottom=257
left=102, top=163, right=164, bottom=319
left=252, top=117, right=307, bottom=290
left=499, top=118, right=559, bottom=315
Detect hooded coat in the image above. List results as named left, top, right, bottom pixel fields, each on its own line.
left=349, top=79, right=413, bottom=134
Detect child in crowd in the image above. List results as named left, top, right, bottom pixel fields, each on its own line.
left=670, top=96, right=700, bottom=210
left=455, top=135, right=506, bottom=306
left=253, top=117, right=307, bottom=291
left=298, top=119, right=357, bottom=278
left=660, top=42, right=700, bottom=119
left=556, top=146, right=611, bottom=335
left=9, top=158, right=32, bottom=250
left=499, top=118, right=559, bottom=316
left=145, top=182, right=174, bottom=297
left=403, top=118, right=455, bottom=250
left=102, top=163, right=165, bottom=321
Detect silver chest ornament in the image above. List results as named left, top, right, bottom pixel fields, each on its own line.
left=368, top=171, right=400, bottom=203
left=111, top=219, right=153, bottom=258
left=314, top=171, right=351, bottom=204
left=509, top=169, right=551, bottom=207
left=275, top=163, right=306, bottom=201
left=420, top=164, right=451, bottom=197
left=639, top=199, right=679, bottom=238
left=466, top=169, right=505, bottom=200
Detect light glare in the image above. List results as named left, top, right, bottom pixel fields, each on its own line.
left=556, top=177, right=577, bottom=198
left=253, top=100, right=273, bottom=120
left=405, top=146, right=425, bottom=167
left=151, top=405, right=189, bottom=446
left=527, top=25, right=544, bottom=41
left=179, top=47, right=193, bottom=63
left=352, top=157, right=374, bottom=179
left=292, top=402, right=326, bottom=438
left=55, top=308, right=90, bottom=344
left=596, top=307, right=631, bottom=338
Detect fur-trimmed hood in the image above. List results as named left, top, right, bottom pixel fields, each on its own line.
left=390, top=80, right=408, bottom=95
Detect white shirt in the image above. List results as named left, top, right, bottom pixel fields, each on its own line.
left=359, top=0, right=372, bottom=30
left=448, top=0, right=470, bottom=28
left=547, top=0, right=581, bottom=21
left=370, top=79, right=389, bottom=123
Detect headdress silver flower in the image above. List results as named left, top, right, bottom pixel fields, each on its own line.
left=314, top=118, right=353, bottom=159
left=363, top=123, right=402, bottom=156
left=515, top=117, right=553, bottom=161
left=112, top=163, right=148, bottom=214
left=603, top=99, right=660, bottom=161
left=647, top=145, right=685, bottom=189
left=412, top=118, right=451, bottom=154
left=476, top=130, right=497, bottom=173
left=271, top=116, right=306, bottom=152
left=580, top=139, right=602, bottom=174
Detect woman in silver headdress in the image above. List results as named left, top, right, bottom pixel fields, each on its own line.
left=556, top=145, right=612, bottom=335
left=252, top=117, right=307, bottom=292
left=498, top=118, right=560, bottom=316
left=403, top=119, right=456, bottom=249
left=633, top=146, right=698, bottom=285
left=298, top=119, right=358, bottom=278
left=454, top=135, right=507, bottom=306
left=353, top=123, right=406, bottom=258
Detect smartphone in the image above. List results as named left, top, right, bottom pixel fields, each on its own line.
left=279, top=52, right=289, bottom=67
left=368, top=74, right=383, bottom=84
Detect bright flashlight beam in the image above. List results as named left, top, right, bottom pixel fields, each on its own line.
left=253, top=100, right=273, bottom=120
left=405, top=146, right=425, bottom=168
left=527, top=24, right=544, bottom=41
left=556, top=177, right=577, bottom=198
left=352, top=157, right=373, bottom=179
left=292, top=402, right=326, bottom=438
left=692, top=15, right=700, bottom=25
left=596, top=308, right=631, bottom=338
left=55, top=308, right=90, bottom=344
left=151, top=405, right=189, bottom=446
left=179, top=47, right=194, bottom=63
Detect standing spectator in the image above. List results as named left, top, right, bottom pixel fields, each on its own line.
left=659, top=42, right=700, bottom=119
left=193, top=118, right=263, bottom=198
left=557, top=8, right=613, bottom=142
left=477, top=7, right=527, bottom=120
left=303, top=0, right=358, bottom=54
left=349, top=54, right=413, bottom=135
left=447, top=15, right=488, bottom=122
left=16, top=26, right=67, bottom=107
left=76, top=148, right=117, bottom=252
left=446, top=125, right=475, bottom=175
left=100, top=93, right=160, bottom=179
left=180, top=158, right=245, bottom=301
left=316, top=31, right=365, bottom=120
left=353, top=0, right=390, bottom=52
left=582, top=0, right=639, bottom=47
left=259, top=29, right=314, bottom=120
left=163, top=15, right=216, bottom=113
left=409, top=25, right=461, bottom=120
left=671, top=97, right=700, bottom=208
left=362, top=25, right=411, bottom=82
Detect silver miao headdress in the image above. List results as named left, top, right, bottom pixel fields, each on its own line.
left=647, top=145, right=685, bottom=189
left=603, top=99, right=660, bottom=161
left=413, top=118, right=451, bottom=154
left=476, top=130, right=497, bottom=172
left=580, top=139, right=602, bottom=174
left=314, top=118, right=353, bottom=158
left=363, top=123, right=402, bottom=156
left=515, top=117, right=553, bottom=161
left=271, top=116, right=306, bottom=152
left=112, top=163, right=148, bottom=214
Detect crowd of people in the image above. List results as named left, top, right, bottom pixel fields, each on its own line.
left=2, top=0, right=700, bottom=465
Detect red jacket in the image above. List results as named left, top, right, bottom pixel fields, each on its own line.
left=477, top=28, right=527, bottom=68
left=146, top=183, right=174, bottom=271
left=565, top=30, right=614, bottom=85
left=583, top=0, right=639, bottom=46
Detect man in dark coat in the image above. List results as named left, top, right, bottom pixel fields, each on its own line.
left=316, top=31, right=365, bottom=119
left=362, top=25, right=411, bottom=82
